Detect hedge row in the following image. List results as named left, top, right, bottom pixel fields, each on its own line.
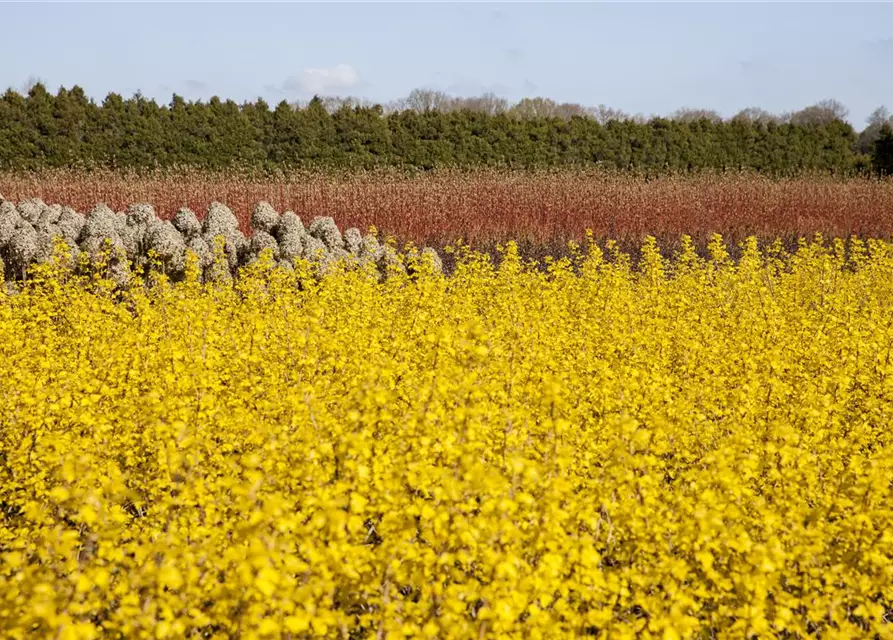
left=0, top=85, right=868, bottom=174
left=0, top=197, right=442, bottom=286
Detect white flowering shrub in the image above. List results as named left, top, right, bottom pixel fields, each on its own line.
left=172, top=208, right=202, bottom=239
left=146, top=220, right=188, bottom=276
left=278, top=233, right=304, bottom=263
left=57, top=207, right=85, bottom=246
left=248, top=230, right=280, bottom=263
left=201, top=202, right=247, bottom=275
left=343, top=227, right=363, bottom=255
left=7, top=226, right=40, bottom=279
left=0, top=201, right=20, bottom=252
left=0, top=197, right=442, bottom=286
left=308, top=216, right=344, bottom=252
left=15, top=198, right=44, bottom=225
left=275, top=210, right=305, bottom=239
left=251, top=201, right=279, bottom=234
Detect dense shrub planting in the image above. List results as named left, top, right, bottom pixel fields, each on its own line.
left=0, top=196, right=441, bottom=285
left=1, top=237, right=892, bottom=637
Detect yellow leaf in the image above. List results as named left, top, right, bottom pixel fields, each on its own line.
left=158, top=565, right=183, bottom=591
left=285, top=612, right=310, bottom=633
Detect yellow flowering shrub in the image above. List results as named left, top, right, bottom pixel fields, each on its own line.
left=1, top=235, right=892, bottom=639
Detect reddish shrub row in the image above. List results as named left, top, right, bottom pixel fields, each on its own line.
left=3, top=168, right=892, bottom=253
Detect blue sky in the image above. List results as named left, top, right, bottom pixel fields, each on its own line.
left=3, top=2, right=892, bottom=126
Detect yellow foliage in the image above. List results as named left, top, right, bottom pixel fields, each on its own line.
left=1, top=237, right=893, bottom=638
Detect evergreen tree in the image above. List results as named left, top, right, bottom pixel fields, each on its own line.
left=0, top=84, right=867, bottom=175
left=873, top=124, right=893, bottom=176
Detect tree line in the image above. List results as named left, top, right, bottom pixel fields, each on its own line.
left=1, top=83, right=891, bottom=175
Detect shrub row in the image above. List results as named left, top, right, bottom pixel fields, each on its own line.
left=0, top=197, right=442, bottom=285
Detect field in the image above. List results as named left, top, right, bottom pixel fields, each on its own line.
left=2, top=170, right=893, bottom=639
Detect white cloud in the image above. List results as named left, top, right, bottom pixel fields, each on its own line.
left=282, top=64, right=361, bottom=96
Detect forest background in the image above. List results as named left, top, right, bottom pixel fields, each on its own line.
left=3, top=83, right=892, bottom=176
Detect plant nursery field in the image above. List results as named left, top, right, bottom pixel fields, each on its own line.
left=1, top=227, right=893, bottom=638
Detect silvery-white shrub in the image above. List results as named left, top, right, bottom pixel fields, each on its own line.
left=33, top=228, right=61, bottom=264
left=203, top=239, right=233, bottom=281
left=36, top=204, right=63, bottom=230
left=275, top=211, right=305, bottom=240
left=145, top=216, right=166, bottom=236
left=202, top=202, right=239, bottom=237
left=107, top=259, right=132, bottom=287
left=343, top=228, right=363, bottom=255
left=376, top=245, right=405, bottom=277
left=119, top=224, right=141, bottom=259
left=278, top=232, right=304, bottom=262
left=81, top=204, right=122, bottom=242
left=202, top=202, right=245, bottom=272
left=361, top=234, right=382, bottom=260
left=422, top=248, right=443, bottom=273
left=69, top=243, right=82, bottom=267
left=16, top=198, right=45, bottom=225
left=308, top=216, right=344, bottom=252
left=115, top=210, right=128, bottom=230
left=172, top=208, right=201, bottom=239
left=302, top=235, right=327, bottom=261
left=57, top=208, right=85, bottom=246
left=126, top=203, right=156, bottom=228
left=403, top=246, right=444, bottom=276
left=249, top=230, right=279, bottom=261
left=229, top=234, right=248, bottom=271
left=6, top=225, right=39, bottom=277
left=0, top=202, right=20, bottom=248
left=79, top=235, right=127, bottom=261
left=147, top=220, right=187, bottom=274
left=251, top=202, right=279, bottom=234
left=200, top=228, right=245, bottom=273
left=123, top=203, right=157, bottom=255
left=315, top=247, right=352, bottom=277
left=186, top=236, right=213, bottom=271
